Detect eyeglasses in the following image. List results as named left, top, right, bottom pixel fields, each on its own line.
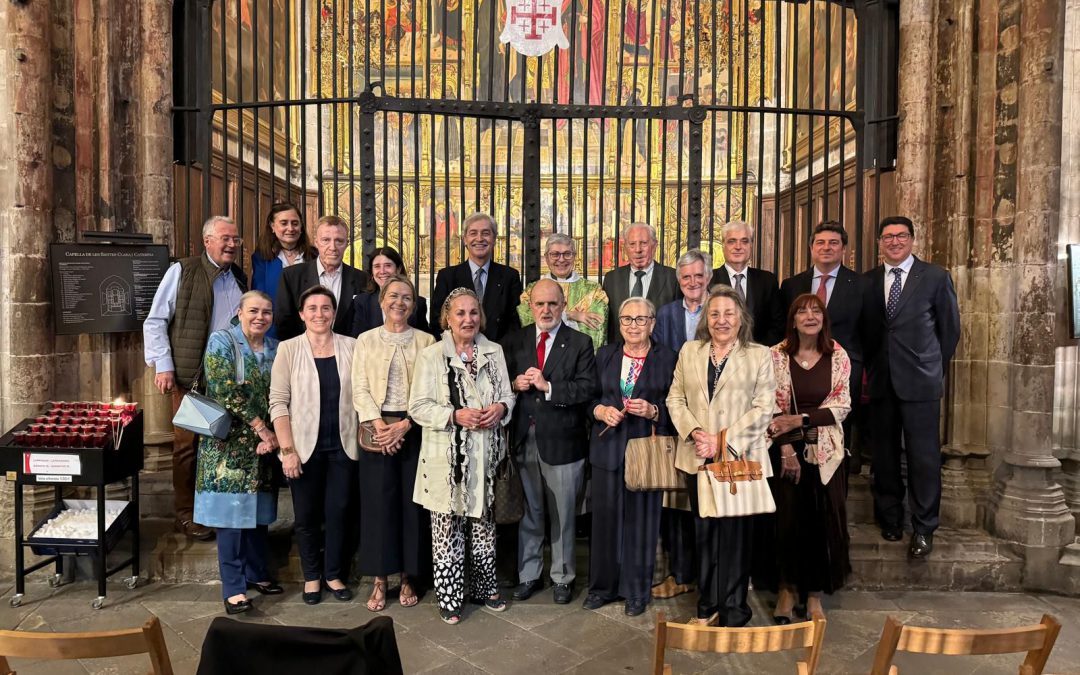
left=211, top=235, right=243, bottom=245
left=546, top=251, right=574, bottom=260
left=619, top=315, right=653, bottom=326
left=880, top=233, right=912, bottom=244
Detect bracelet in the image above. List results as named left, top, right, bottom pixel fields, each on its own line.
left=278, top=446, right=296, bottom=457
left=781, top=452, right=797, bottom=459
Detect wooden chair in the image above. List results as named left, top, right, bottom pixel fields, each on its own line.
left=0, top=616, right=173, bottom=675
left=652, top=611, right=827, bottom=674
left=869, top=614, right=1061, bottom=675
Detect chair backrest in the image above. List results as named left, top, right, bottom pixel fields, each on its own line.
left=652, top=611, right=827, bottom=675
left=0, top=616, right=173, bottom=675
left=869, top=614, right=1061, bottom=675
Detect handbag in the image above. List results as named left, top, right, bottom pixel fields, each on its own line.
left=695, top=428, right=776, bottom=518
left=493, top=455, right=525, bottom=525
left=171, top=331, right=245, bottom=440
left=771, top=371, right=818, bottom=446
left=358, top=416, right=403, bottom=453
left=624, top=424, right=683, bottom=491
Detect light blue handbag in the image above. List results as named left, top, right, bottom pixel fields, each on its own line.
left=171, top=332, right=245, bottom=440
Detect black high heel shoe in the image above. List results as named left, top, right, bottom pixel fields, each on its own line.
left=247, top=581, right=284, bottom=595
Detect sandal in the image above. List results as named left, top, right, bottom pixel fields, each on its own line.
left=399, top=577, right=419, bottom=608
left=484, top=593, right=507, bottom=612
left=687, top=612, right=719, bottom=627
left=439, top=608, right=462, bottom=625
left=366, top=578, right=386, bottom=612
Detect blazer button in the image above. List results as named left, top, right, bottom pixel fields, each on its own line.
left=424, top=488, right=429, bottom=493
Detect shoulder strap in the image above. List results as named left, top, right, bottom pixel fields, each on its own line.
left=225, top=330, right=246, bottom=384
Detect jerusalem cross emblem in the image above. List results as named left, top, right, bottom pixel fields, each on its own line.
left=500, top=0, right=569, bottom=57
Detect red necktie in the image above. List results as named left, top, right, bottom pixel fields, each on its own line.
left=536, top=331, right=549, bottom=372
left=817, top=274, right=830, bottom=303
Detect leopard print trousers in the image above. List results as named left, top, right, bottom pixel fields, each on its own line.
left=430, top=509, right=497, bottom=614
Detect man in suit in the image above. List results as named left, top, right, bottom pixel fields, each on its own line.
left=275, top=215, right=369, bottom=340
left=144, top=215, right=246, bottom=540
left=431, top=212, right=523, bottom=341
left=780, top=221, right=871, bottom=452
left=709, top=220, right=785, bottom=346
left=863, top=216, right=960, bottom=558
left=602, top=222, right=680, bottom=344
left=502, top=279, right=598, bottom=604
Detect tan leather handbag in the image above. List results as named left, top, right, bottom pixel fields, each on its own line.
left=695, top=429, right=776, bottom=517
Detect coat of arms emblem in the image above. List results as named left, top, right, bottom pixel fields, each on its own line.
left=499, top=0, right=569, bottom=57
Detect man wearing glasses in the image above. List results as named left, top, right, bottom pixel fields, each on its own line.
left=601, top=223, right=680, bottom=344
left=863, top=216, right=960, bottom=558
left=517, top=233, right=609, bottom=351
left=709, top=220, right=785, bottom=346
left=144, top=215, right=248, bottom=541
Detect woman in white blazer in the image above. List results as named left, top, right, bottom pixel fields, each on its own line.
left=408, top=288, right=515, bottom=625
left=269, top=285, right=359, bottom=606
left=666, top=285, right=775, bottom=627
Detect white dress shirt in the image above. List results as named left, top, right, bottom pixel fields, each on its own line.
left=883, top=254, right=915, bottom=305
left=724, top=264, right=750, bottom=304
left=812, top=265, right=840, bottom=305
left=317, top=259, right=343, bottom=306
left=143, top=255, right=243, bottom=374
left=468, top=258, right=492, bottom=296
left=277, top=249, right=305, bottom=266
left=535, top=321, right=561, bottom=401
left=628, top=261, right=655, bottom=298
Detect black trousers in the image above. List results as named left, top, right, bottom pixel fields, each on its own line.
left=685, top=473, right=754, bottom=626
left=588, top=466, right=662, bottom=603
left=870, top=388, right=942, bottom=535
left=659, top=507, right=696, bottom=585
left=290, top=448, right=358, bottom=582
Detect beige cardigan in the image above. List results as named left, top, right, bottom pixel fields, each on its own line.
left=268, top=333, right=359, bottom=462
left=352, top=326, right=435, bottom=423
left=666, top=340, right=776, bottom=478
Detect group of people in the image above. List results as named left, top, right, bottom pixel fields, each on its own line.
left=143, top=206, right=960, bottom=626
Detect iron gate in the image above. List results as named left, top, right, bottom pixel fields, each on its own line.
left=174, top=0, right=887, bottom=296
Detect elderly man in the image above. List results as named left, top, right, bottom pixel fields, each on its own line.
left=651, top=249, right=712, bottom=598
left=709, top=220, right=785, bottom=346
left=431, top=212, right=523, bottom=341
left=144, top=215, right=247, bottom=540
left=602, top=223, right=680, bottom=344
left=502, top=279, right=598, bottom=604
left=275, top=215, right=369, bottom=340
left=517, top=233, right=609, bottom=351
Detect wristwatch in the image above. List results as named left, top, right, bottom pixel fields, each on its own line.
left=801, top=413, right=810, bottom=428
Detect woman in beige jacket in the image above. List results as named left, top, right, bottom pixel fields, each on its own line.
left=352, top=276, right=435, bottom=612
left=408, top=288, right=515, bottom=625
left=269, top=285, right=358, bottom=606
left=667, top=285, right=775, bottom=627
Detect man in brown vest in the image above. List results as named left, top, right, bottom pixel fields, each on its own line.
left=144, top=215, right=247, bottom=540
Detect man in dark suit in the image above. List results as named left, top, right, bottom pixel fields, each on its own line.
left=709, top=220, right=785, bottom=346
left=430, top=212, right=522, bottom=341
left=502, top=279, right=598, bottom=605
left=275, top=215, right=370, bottom=340
left=602, top=223, right=680, bottom=343
left=780, top=221, right=871, bottom=453
left=863, top=216, right=960, bottom=558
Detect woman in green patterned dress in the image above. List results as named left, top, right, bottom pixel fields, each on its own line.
left=194, top=290, right=281, bottom=615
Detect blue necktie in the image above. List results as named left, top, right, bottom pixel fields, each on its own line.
left=886, top=268, right=903, bottom=319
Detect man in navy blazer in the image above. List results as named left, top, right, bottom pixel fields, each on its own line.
left=709, top=220, right=785, bottom=346
left=602, top=223, right=680, bottom=344
left=502, top=279, right=598, bottom=604
left=780, top=221, right=871, bottom=454
left=430, top=212, right=522, bottom=341
left=862, top=216, right=960, bottom=558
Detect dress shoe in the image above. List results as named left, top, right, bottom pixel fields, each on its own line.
left=651, top=575, right=694, bottom=599
left=325, top=582, right=353, bottom=602
left=773, top=614, right=793, bottom=625
left=247, top=581, right=284, bottom=595
left=552, top=582, right=574, bottom=605
left=624, top=598, right=647, bottom=617
left=582, top=593, right=612, bottom=610
left=512, top=579, right=543, bottom=601
left=302, top=589, right=323, bottom=605
left=909, top=532, right=934, bottom=558
left=224, top=598, right=252, bottom=615
left=881, top=526, right=904, bottom=542
left=176, top=519, right=214, bottom=541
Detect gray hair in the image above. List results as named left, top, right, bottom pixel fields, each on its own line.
left=622, top=222, right=657, bottom=243
left=619, top=296, right=657, bottom=318
left=202, top=215, right=234, bottom=237
left=694, top=285, right=754, bottom=345
left=544, top=232, right=577, bottom=255
left=720, top=220, right=754, bottom=242
left=463, top=212, right=497, bottom=236
left=676, top=248, right=712, bottom=272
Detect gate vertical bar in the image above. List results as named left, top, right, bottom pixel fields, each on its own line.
left=199, top=0, right=213, bottom=225
left=359, top=92, right=377, bottom=262
left=686, top=107, right=704, bottom=249
left=522, top=110, right=542, bottom=282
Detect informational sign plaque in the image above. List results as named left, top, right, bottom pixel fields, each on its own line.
left=1070, top=244, right=1080, bottom=340
left=50, top=243, right=169, bottom=334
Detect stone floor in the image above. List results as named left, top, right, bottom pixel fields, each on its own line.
left=1, top=579, right=1078, bottom=674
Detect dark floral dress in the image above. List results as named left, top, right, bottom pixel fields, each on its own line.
left=193, top=324, right=279, bottom=529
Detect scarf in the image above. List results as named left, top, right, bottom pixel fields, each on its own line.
left=770, top=341, right=851, bottom=485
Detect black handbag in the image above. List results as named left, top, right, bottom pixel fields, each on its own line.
left=772, top=368, right=818, bottom=446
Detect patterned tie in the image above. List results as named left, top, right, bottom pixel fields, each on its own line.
left=536, top=331, right=549, bottom=372
left=474, top=267, right=486, bottom=302
left=734, top=273, right=745, bottom=301
left=817, top=274, right=831, bottom=304
left=631, top=270, right=646, bottom=297
left=886, top=268, right=903, bottom=319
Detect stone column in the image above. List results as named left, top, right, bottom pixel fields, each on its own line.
left=988, top=0, right=1075, bottom=585
left=894, top=0, right=936, bottom=254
